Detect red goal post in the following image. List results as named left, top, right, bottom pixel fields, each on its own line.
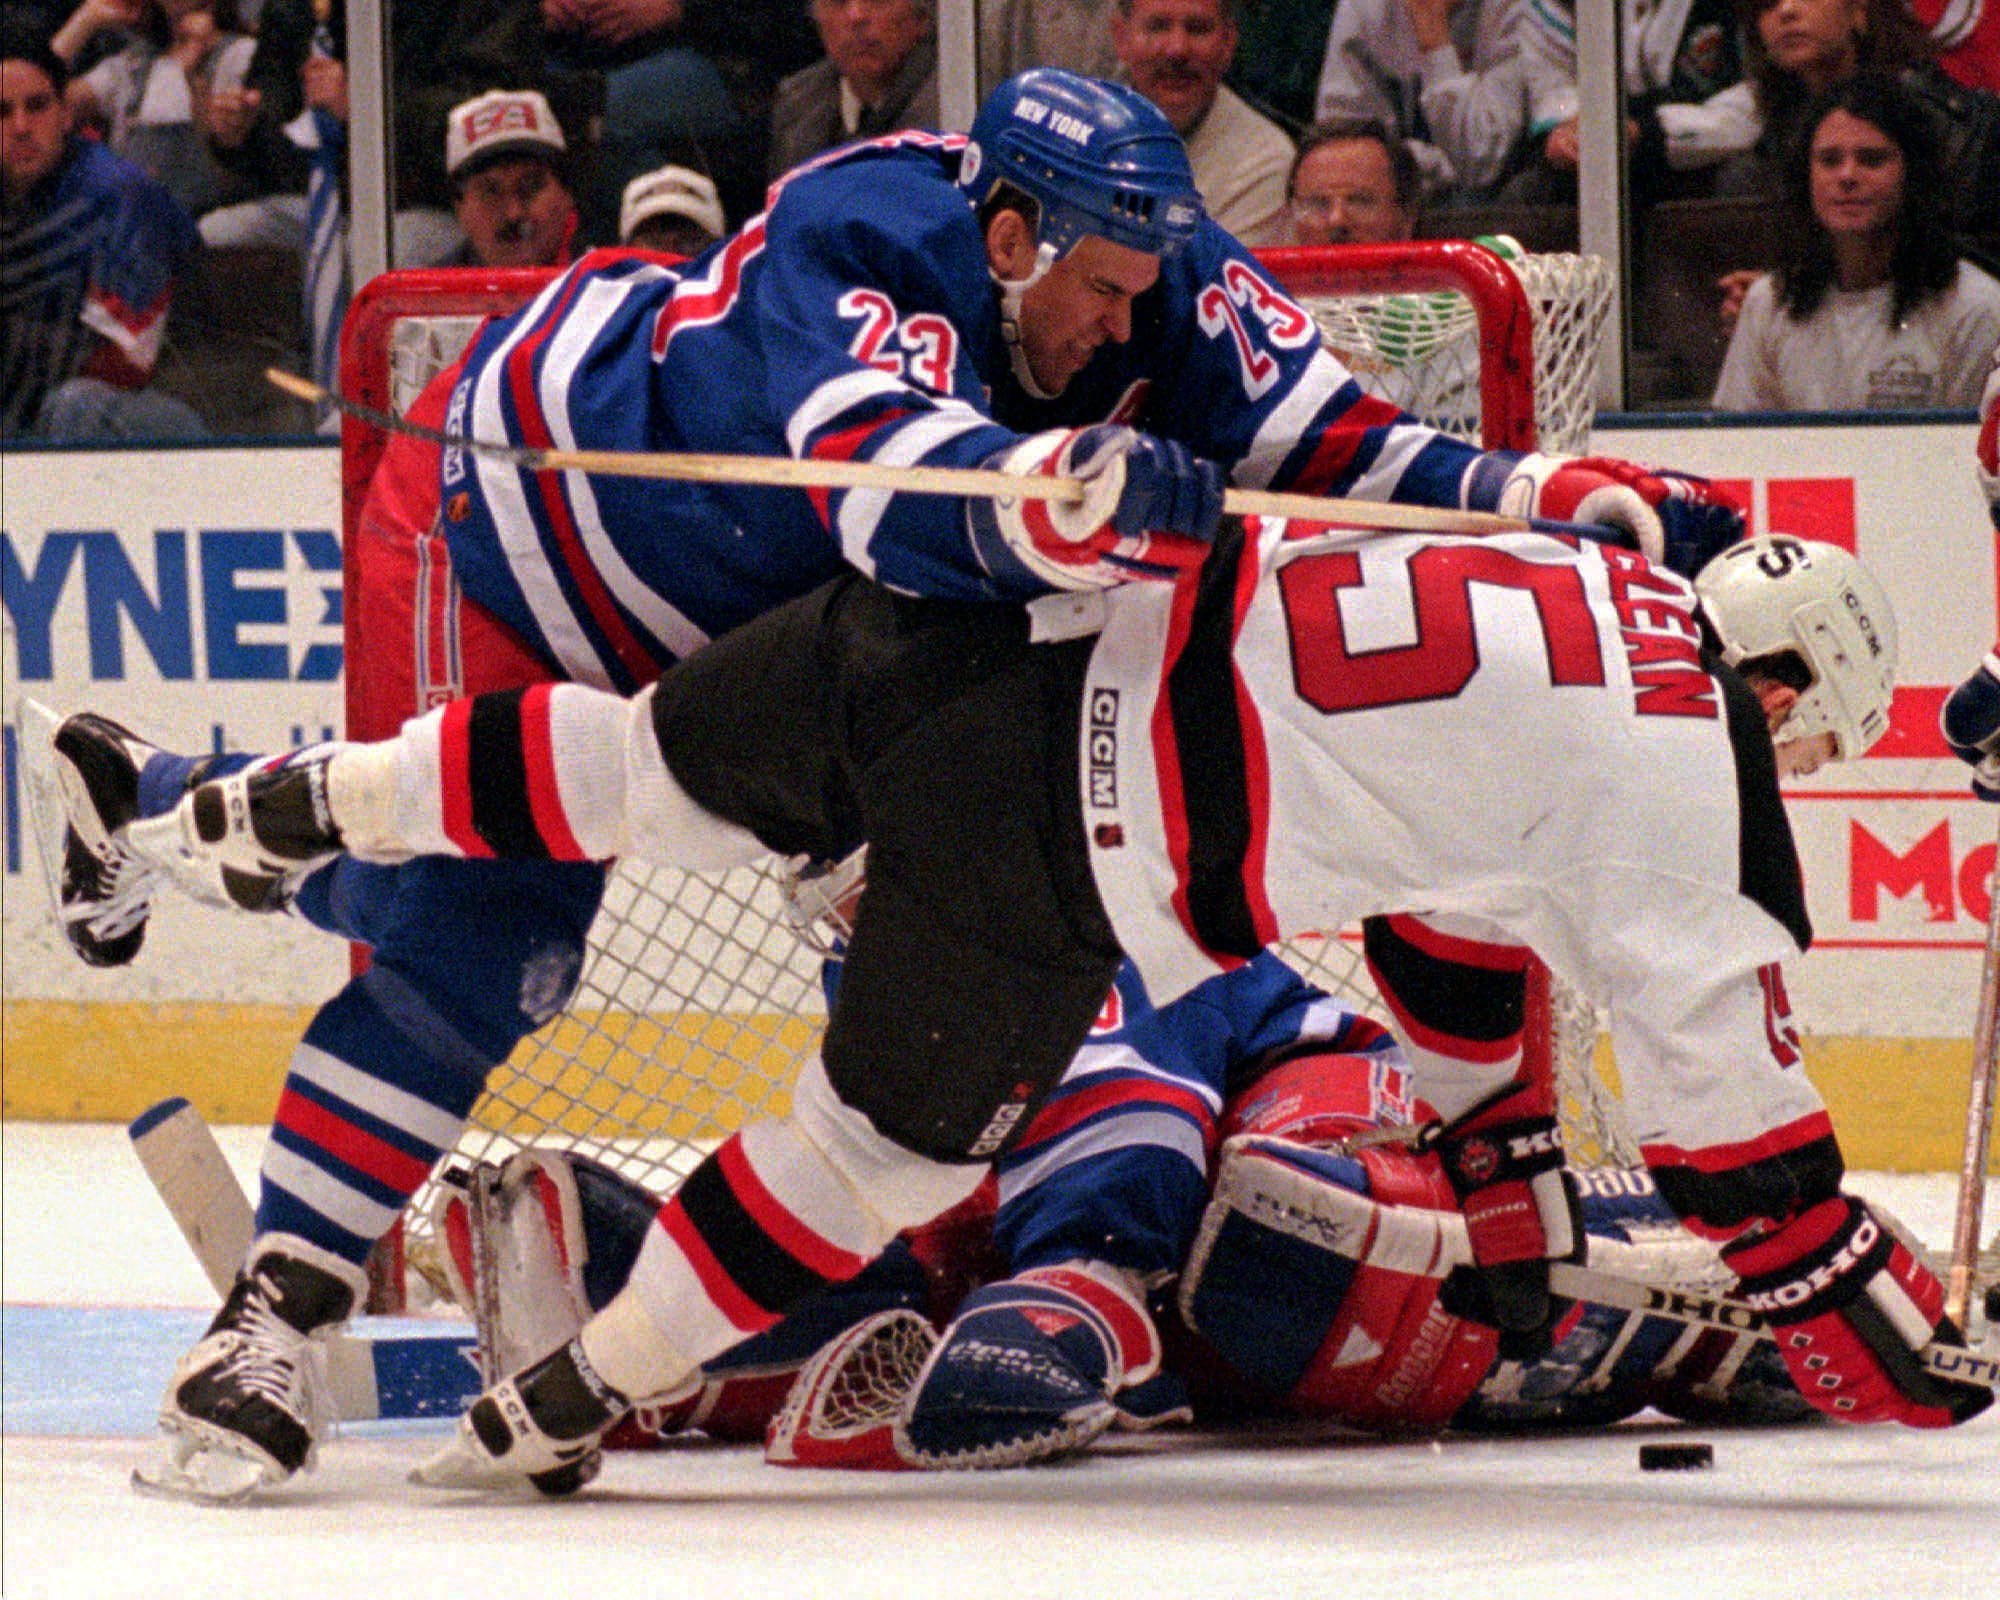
left=336, top=242, right=1621, bottom=1309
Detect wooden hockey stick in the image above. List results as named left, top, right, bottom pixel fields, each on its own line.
left=1203, top=1136, right=2000, bottom=1395
left=128, top=1098, right=478, bottom=1421
left=1947, top=811, right=2000, bottom=1328
left=1548, top=1260, right=2000, bottom=1391
left=264, top=366, right=1551, bottom=537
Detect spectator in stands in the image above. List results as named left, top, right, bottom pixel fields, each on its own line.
left=540, top=0, right=817, bottom=246
left=50, top=0, right=256, bottom=218
left=1, top=27, right=206, bottom=439
left=1286, top=115, right=1420, bottom=243
left=1714, top=71, right=2000, bottom=409
left=1112, top=0, right=1293, bottom=244
left=768, top=0, right=937, bottom=182
left=1313, top=0, right=1529, bottom=204
left=618, top=160, right=723, bottom=254
left=978, top=0, right=1119, bottom=85
left=436, top=88, right=579, bottom=270
left=1505, top=0, right=1757, bottom=203
left=197, top=0, right=543, bottom=267
left=1715, top=0, right=2000, bottom=274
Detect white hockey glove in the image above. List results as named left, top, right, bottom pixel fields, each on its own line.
left=972, top=425, right=1224, bottom=591
left=1484, top=452, right=1744, bottom=579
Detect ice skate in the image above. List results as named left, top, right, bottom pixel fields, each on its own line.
left=20, top=704, right=184, bottom=967
left=135, top=1237, right=365, bottom=1503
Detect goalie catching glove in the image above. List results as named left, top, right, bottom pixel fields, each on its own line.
left=1418, top=1079, right=1583, bottom=1359
left=1481, top=452, right=1744, bottom=580
left=971, top=425, right=1225, bottom=591
left=1720, top=1194, right=1992, bottom=1428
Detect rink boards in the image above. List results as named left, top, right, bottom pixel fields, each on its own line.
left=3, top=421, right=1997, bottom=1173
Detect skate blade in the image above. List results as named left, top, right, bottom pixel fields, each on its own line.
left=131, top=1431, right=280, bottom=1506
left=12, top=698, right=71, bottom=921
left=409, top=1425, right=596, bottom=1492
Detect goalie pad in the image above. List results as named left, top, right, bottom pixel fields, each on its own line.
left=1182, top=1135, right=1498, bottom=1433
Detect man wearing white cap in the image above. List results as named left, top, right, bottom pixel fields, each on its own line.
left=618, top=163, right=724, bottom=256
left=440, top=87, right=578, bottom=270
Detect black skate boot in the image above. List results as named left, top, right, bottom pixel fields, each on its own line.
left=137, top=1237, right=367, bottom=1503
left=48, top=713, right=208, bottom=967
left=180, top=750, right=349, bottom=912
left=411, top=1338, right=625, bottom=1496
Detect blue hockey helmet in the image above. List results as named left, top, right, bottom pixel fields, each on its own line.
left=959, top=70, right=1204, bottom=259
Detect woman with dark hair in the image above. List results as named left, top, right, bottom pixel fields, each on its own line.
left=1714, top=71, right=2000, bottom=409
left=1714, top=0, right=1999, bottom=267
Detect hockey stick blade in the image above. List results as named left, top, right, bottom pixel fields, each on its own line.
left=1547, top=1259, right=2000, bottom=1392
left=1210, top=1135, right=2000, bottom=1396
left=128, top=1097, right=480, bottom=1422
left=263, top=366, right=1590, bottom=540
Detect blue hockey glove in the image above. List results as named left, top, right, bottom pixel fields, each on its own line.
left=1942, top=653, right=2000, bottom=801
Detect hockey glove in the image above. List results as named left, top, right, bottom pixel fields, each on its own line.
left=975, top=425, right=1225, bottom=591
left=1721, top=1195, right=1992, bottom=1428
left=1488, top=452, right=1744, bottom=580
left=1420, top=1079, right=1583, bottom=1360
left=899, top=1261, right=1160, bottom=1468
left=1941, top=652, right=2000, bottom=801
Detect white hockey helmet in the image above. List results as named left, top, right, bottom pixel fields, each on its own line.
left=1694, top=534, right=1898, bottom=760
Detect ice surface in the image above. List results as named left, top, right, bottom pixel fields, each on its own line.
left=3, top=1122, right=1993, bottom=1600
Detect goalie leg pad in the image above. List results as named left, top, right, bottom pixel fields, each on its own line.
left=897, top=1261, right=1153, bottom=1468
left=1182, top=1136, right=1497, bottom=1432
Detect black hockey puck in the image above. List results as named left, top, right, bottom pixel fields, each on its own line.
left=1638, top=1442, right=1714, bottom=1472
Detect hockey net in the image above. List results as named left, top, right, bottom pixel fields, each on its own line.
left=338, top=242, right=1622, bottom=1305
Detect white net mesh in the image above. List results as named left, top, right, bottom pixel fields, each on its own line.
left=357, top=248, right=1629, bottom=1294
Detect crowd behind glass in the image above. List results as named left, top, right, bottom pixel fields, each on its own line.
left=2, top=0, right=1997, bottom=441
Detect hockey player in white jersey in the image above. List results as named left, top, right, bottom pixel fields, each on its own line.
left=44, top=66, right=1752, bottom=1499
left=151, top=526, right=1992, bottom=1489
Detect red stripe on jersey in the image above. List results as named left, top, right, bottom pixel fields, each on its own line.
left=651, top=218, right=767, bottom=360
left=658, top=1196, right=776, bottom=1335
left=1979, top=388, right=1999, bottom=477
left=1154, top=567, right=1209, bottom=962
left=1282, top=393, right=1405, bottom=496
left=717, top=1137, right=871, bottom=1283
left=1381, top=912, right=1534, bottom=972
left=802, top=409, right=912, bottom=529
left=1017, top=1073, right=1218, bottom=1152
left=436, top=697, right=489, bottom=857
left=276, top=1087, right=433, bottom=1194
left=517, top=684, right=586, bottom=860
left=1230, top=530, right=1280, bottom=946
left=1640, top=1110, right=1840, bottom=1238
left=502, top=276, right=657, bottom=687
left=1374, top=978, right=1523, bottom=1066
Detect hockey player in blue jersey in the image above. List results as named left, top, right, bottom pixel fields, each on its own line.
left=45, top=67, right=1747, bottom=1498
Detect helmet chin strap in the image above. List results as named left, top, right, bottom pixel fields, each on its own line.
left=993, top=240, right=1059, bottom=399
